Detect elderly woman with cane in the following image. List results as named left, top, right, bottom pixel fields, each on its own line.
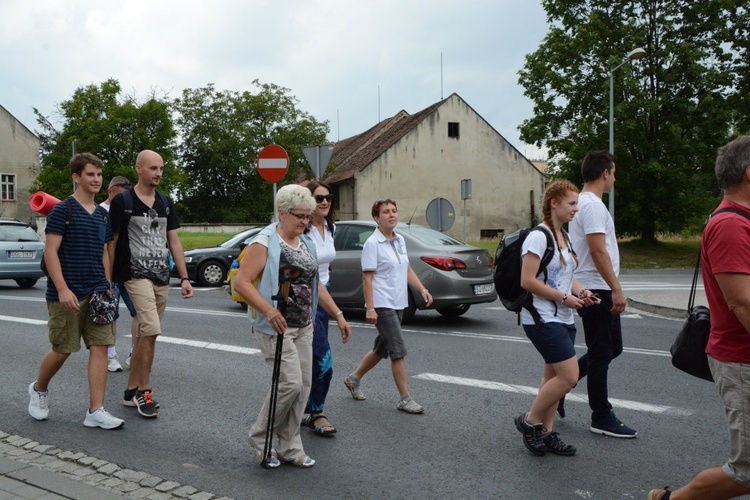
left=235, top=184, right=351, bottom=469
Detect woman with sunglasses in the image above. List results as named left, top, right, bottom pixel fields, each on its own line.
left=343, top=198, right=432, bottom=414
left=234, top=184, right=351, bottom=468
left=300, top=181, right=344, bottom=436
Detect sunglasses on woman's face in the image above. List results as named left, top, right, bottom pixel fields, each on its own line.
left=314, top=194, right=334, bottom=203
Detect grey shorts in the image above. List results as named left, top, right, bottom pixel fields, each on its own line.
left=372, top=308, right=407, bottom=360
left=709, top=356, right=750, bottom=488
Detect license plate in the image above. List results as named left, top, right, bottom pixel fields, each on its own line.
left=473, top=284, right=493, bottom=295
left=9, top=251, right=34, bottom=258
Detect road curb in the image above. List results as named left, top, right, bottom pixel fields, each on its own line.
left=627, top=298, right=687, bottom=320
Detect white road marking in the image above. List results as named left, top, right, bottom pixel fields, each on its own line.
left=129, top=334, right=261, bottom=356
left=0, top=315, right=47, bottom=325
left=414, top=373, right=693, bottom=417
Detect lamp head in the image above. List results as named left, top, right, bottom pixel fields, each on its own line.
left=626, top=48, right=647, bottom=61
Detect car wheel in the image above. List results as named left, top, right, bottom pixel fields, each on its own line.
left=437, top=304, right=471, bottom=317
left=197, top=261, right=226, bottom=287
left=15, top=278, right=38, bottom=289
left=402, top=292, right=417, bottom=323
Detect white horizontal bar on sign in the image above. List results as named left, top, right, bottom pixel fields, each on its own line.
left=258, top=158, right=288, bottom=169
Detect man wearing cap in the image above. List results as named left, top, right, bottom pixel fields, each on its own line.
left=100, top=176, right=137, bottom=373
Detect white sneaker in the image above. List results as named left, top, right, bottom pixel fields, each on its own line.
left=28, top=382, right=49, bottom=421
left=83, top=407, right=124, bottom=429
left=108, top=355, right=123, bottom=372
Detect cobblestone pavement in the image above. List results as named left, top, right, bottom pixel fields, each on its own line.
left=0, top=430, right=234, bottom=500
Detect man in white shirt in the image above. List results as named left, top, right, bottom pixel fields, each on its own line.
left=569, top=151, right=636, bottom=438
left=100, top=176, right=133, bottom=373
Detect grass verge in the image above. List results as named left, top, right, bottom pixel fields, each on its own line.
left=178, top=231, right=700, bottom=270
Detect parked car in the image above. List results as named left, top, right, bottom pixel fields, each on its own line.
left=0, top=218, right=45, bottom=288
left=227, top=221, right=497, bottom=321
left=173, top=227, right=261, bottom=286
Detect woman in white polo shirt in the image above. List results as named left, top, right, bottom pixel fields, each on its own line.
left=343, top=198, right=432, bottom=413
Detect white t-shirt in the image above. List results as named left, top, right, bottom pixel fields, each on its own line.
left=569, top=191, right=619, bottom=289
left=308, top=223, right=336, bottom=285
left=520, top=224, right=576, bottom=325
left=99, top=201, right=110, bottom=212
left=361, top=228, right=409, bottom=310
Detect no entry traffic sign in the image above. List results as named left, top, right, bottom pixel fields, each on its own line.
left=257, top=144, right=289, bottom=183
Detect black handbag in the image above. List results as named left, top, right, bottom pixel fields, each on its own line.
left=670, top=248, right=713, bottom=382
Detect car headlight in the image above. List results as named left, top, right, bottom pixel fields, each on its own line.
left=184, top=256, right=193, bottom=263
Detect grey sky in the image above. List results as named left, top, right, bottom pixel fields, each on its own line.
left=0, top=0, right=549, bottom=158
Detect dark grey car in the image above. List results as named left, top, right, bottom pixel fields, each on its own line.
left=329, top=221, right=497, bottom=321
left=175, top=227, right=261, bottom=286
left=0, top=218, right=45, bottom=288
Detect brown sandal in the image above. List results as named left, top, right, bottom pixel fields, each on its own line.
left=302, top=414, right=337, bottom=435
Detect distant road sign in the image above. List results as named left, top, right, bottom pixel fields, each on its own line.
left=425, top=197, right=455, bottom=231
left=257, top=144, right=289, bottom=183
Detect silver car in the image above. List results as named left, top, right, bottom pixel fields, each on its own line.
left=0, top=218, right=45, bottom=288
left=329, top=221, right=497, bottom=321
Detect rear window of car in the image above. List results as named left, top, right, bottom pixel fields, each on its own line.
left=0, top=224, right=41, bottom=242
left=401, top=226, right=463, bottom=246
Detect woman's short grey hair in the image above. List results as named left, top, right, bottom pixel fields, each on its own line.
left=276, top=184, right=316, bottom=214
left=716, top=136, right=750, bottom=190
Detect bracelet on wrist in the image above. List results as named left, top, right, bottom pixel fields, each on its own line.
left=560, top=293, right=567, bottom=304
left=334, top=311, right=344, bottom=318
left=577, top=288, right=586, bottom=299
left=421, top=289, right=428, bottom=294
left=367, top=308, right=375, bottom=312
left=180, top=277, right=189, bottom=283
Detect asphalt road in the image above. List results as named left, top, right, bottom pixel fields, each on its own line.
left=0, top=275, right=737, bottom=499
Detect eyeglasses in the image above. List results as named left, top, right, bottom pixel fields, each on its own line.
left=287, top=211, right=312, bottom=222
left=314, top=194, right=335, bottom=203
left=147, top=208, right=159, bottom=229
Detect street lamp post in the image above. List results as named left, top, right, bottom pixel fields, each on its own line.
left=608, top=47, right=647, bottom=219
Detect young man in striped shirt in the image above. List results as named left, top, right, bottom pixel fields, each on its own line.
left=27, top=153, right=125, bottom=430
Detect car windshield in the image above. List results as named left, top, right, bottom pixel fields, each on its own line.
left=400, top=226, right=464, bottom=246
left=219, top=229, right=259, bottom=248
left=0, top=224, right=41, bottom=242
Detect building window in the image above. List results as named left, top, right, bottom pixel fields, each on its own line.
left=448, top=122, right=460, bottom=138
left=1, top=174, right=16, bottom=201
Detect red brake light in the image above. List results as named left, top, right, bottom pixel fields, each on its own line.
left=420, top=256, right=467, bottom=271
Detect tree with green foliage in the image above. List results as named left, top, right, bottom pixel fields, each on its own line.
left=32, top=78, right=178, bottom=202
left=519, top=0, right=749, bottom=241
left=173, top=80, right=329, bottom=223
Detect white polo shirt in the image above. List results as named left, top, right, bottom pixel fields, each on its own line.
left=361, top=227, right=409, bottom=309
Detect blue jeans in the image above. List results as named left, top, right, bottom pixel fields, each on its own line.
left=304, top=300, right=333, bottom=414
left=576, top=289, right=623, bottom=422
left=113, top=283, right=137, bottom=321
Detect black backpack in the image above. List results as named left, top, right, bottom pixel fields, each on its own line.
left=41, top=197, right=109, bottom=277
left=493, top=225, right=561, bottom=326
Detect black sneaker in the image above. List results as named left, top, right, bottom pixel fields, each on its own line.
left=590, top=413, right=636, bottom=438
left=542, top=431, right=577, bottom=456
left=131, top=389, right=158, bottom=418
left=514, top=413, right=546, bottom=456
left=123, top=388, right=160, bottom=409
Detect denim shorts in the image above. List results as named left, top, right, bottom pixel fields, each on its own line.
left=372, top=308, right=407, bottom=360
left=523, top=322, right=576, bottom=364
